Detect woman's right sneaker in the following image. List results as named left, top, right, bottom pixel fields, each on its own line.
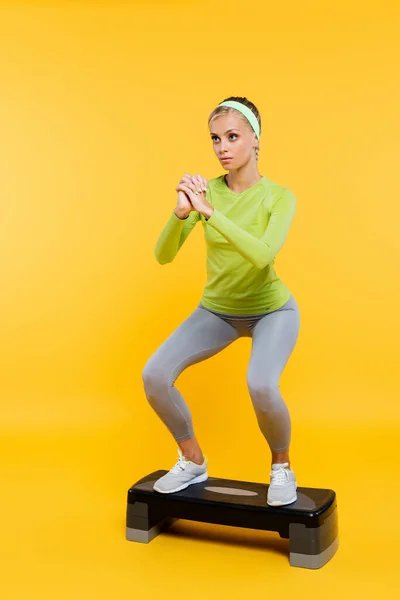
left=153, top=447, right=208, bottom=493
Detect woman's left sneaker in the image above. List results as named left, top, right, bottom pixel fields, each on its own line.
left=267, top=461, right=297, bottom=506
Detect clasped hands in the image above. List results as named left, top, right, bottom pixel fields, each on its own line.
left=175, top=173, right=214, bottom=219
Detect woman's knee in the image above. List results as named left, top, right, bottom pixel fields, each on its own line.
left=247, top=376, right=281, bottom=411
left=142, top=359, right=171, bottom=396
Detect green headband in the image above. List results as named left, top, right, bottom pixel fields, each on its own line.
left=217, top=100, right=260, bottom=139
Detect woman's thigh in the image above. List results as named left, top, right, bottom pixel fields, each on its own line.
left=142, top=306, right=240, bottom=386
left=247, top=295, right=300, bottom=386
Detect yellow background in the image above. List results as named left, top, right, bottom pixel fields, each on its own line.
left=1, top=0, right=399, bottom=597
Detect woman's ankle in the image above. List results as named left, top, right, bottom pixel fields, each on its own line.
left=271, top=448, right=290, bottom=467
left=178, top=436, right=204, bottom=465
left=185, top=452, right=204, bottom=465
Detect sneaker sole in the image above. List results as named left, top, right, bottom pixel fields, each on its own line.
left=267, top=493, right=297, bottom=506
left=153, top=470, right=208, bottom=494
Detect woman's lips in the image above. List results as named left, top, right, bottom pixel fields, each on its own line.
left=221, top=157, right=232, bottom=161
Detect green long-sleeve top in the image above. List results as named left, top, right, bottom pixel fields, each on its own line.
left=154, top=174, right=296, bottom=315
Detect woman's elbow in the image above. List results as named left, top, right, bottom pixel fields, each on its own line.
left=154, top=250, right=173, bottom=265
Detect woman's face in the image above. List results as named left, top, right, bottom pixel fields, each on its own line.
left=209, top=113, right=256, bottom=169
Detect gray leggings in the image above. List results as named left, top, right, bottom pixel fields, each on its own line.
left=141, top=294, right=300, bottom=452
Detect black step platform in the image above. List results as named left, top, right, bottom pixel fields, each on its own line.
left=126, top=469, right=339, bottom=569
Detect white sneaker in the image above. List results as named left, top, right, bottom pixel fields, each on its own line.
left=267, top=461, right=297, bottom=506
left=153, top=447, right=208, bottom=494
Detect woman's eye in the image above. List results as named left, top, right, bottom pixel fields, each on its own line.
left=212, top=134, right=237, bottom=141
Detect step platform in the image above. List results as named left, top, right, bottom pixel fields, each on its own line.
left=126, top=469, right=339, bottom=569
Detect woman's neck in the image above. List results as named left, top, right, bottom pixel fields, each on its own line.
left=224, top=167, right=262, bottom=194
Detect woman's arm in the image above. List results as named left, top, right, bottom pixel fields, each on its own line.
left=154, top=210, right=201, bottom=264
left=205, top=189, right=296, bottom=269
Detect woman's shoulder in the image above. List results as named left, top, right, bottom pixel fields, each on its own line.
left=262, top=178, right=295, bottom=198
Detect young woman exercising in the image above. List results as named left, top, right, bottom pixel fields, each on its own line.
left=142, top=97, right=300, bottom=506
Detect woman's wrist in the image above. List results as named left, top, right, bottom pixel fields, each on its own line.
left=174, top=209, right=189, bottom=220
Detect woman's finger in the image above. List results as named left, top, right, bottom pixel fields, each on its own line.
left=193, top=173, right=207, bottom=192
left=178, top=184, right=196, bottom=204
left=177, top=183, right=193, bottom=195
left=176, top=173, right=206, bottom=194
left=176, top=174, right=193, bottom=192
left=201, top=176, right=208, bottom=191
left=186, top=179, right=200, bottom=194
left=192, top=174, right=204, bottom=193
left=182, top=173, right=194, bottom=185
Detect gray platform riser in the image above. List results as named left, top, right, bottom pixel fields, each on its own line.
left=290, top=535, right=339, bottom=569
left=126, top=517, right=178, bottom=543
left=289, top=508, right=338, bottom=554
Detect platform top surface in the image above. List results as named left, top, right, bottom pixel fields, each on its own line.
left=128, top=470, right=336, bottom=515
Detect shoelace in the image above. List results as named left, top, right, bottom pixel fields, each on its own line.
left=269, top=466, right=290, bottom=485
left=170, top=449, right=191, bottom=473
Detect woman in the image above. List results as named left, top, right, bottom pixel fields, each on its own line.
left=142, top=96, right=300, bottom=506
